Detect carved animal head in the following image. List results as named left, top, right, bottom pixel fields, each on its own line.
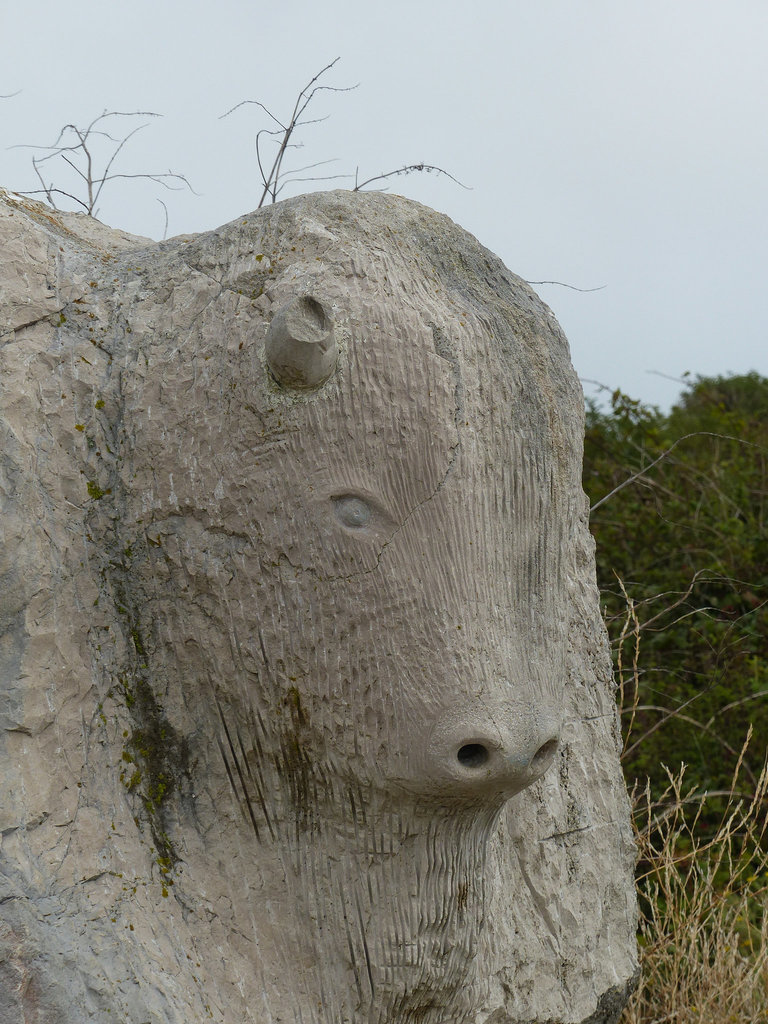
left=122, top=192, right=581, bottom=807
left=114, top=191, right=585, bottom=1022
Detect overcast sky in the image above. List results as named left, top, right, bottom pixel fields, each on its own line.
left=3, top=0, right=766, bottom=409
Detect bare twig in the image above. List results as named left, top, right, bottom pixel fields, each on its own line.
left=525, top=279, right=605, bottom=292
left=13, top=110, right=195, bottom=218
left=646, top=368, right=692, bottom=387
left=221, top=59, right=468, bottom=207
left=622, top=705, right=757, bottom=786
left=610, top=568, right=763, bottom=781
left=590, top=432, right=768, bottom=513
left=353, top=163, right=470, bottom=192
left=615, top=575, right=641, bottom=757
left=156, top=198, right=169, bottom=240
left=221, top=58, right=358, bottom=208
left=604, top=569, right=720, bottom=634
left=581, top=377, right=615, bottom=397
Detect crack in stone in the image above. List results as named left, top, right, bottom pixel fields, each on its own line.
left=428, top=321, right=465, bottom=431
left=539, top=824, right=594, bottom=842
left=1, top=812, right=50, bottom=838
left=8, top=308, right=64, bottom=334
left=539, top=819, right=623, bottom=843
left=516, top=855, right=560, bottom=942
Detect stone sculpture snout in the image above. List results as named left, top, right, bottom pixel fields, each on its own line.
left=421, top=700, right=561, bottom=801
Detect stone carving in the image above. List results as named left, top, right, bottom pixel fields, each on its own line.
left=0, top=187, right=638, bottom=1023
left=265, top=294, right=338, bottom=389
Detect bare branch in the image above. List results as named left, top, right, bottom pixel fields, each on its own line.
left=13, top=110, right=194, bottom=220
left=526, top=279, right=606, bottom=292
left=221, top=59, right=363, bottom=207
left=60, top=153, right=89, bottom=184
left=22, top=186, right=90, bottom=212
left=354, top=163, right=470, bottom=192
left=94, top=121, right=153, bottom=208
left=222, top=60, right=468, bottom=209
left=581, top=377, right=614, bottom=394
left=10, top=111, right=162, bottom=154
left=274, top=172, right=353, bottom=198
left=156, top=198, right=169, bottom=240
left=220, top=99, right=287, bottom=131
left=590, top=432, right=768, bottom=513
left=260, top=61, right=355, bottom=207
left=30, top=156, right=59, bottom=209
left=272, top=157, right=339, bottom=177
left=98, top=171, right=197, bottom=192
left=622, top=705, right=757, bottom=786
left=646, top=368, right=692, bottom=387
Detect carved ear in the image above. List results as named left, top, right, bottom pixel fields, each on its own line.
left=265, top=296, right=337, bottom=390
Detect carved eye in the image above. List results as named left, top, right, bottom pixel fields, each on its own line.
left=333, top=496, right=372, bottom=530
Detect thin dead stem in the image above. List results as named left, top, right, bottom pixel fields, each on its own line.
left=612, top=572, right=762, bottom=786
left=616, top=574, right=641, bottom=758
left=622, top=740, right=768, bottom=1023
left=614, top=582, right=768, bottom=1021
left=13, top=110, right=195, bottom=218
left=590, top=433, right=768, bottom=514
left=220, top=59, right=467, bottom=207
left=525, top=279, right=605, bottom=292
left=353, top=163, right=469, bottom=192
left=221, top=58, right=358, bottom=208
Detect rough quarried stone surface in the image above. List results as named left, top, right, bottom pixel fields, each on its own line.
left=0, top=188, right=638, bottom=1024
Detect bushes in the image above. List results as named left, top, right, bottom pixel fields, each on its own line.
left=584, top=373, right=768, bottom=1022
left=584, top=373, right=768, bottom=800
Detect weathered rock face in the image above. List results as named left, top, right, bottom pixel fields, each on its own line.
left=0, top=188, right=638, bottom=1024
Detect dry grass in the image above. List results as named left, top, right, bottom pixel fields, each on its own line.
left=620, top=736, right=768, bottom=1023
left=611, top=582, right=768, bottom=1023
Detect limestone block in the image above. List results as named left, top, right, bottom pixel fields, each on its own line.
left=0, top=187, right=638, bottom=1024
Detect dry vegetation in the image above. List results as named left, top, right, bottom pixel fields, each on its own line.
left=617, top=593, right=768, bottom=1023
left=621, top=748, right=768, bottom=1023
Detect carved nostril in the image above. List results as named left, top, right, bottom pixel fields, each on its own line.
left=423, top=712, right=561, bottom=799
left=457, top=743, right=490, bottom=769
left=530, top=737, right=559, bottom=770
